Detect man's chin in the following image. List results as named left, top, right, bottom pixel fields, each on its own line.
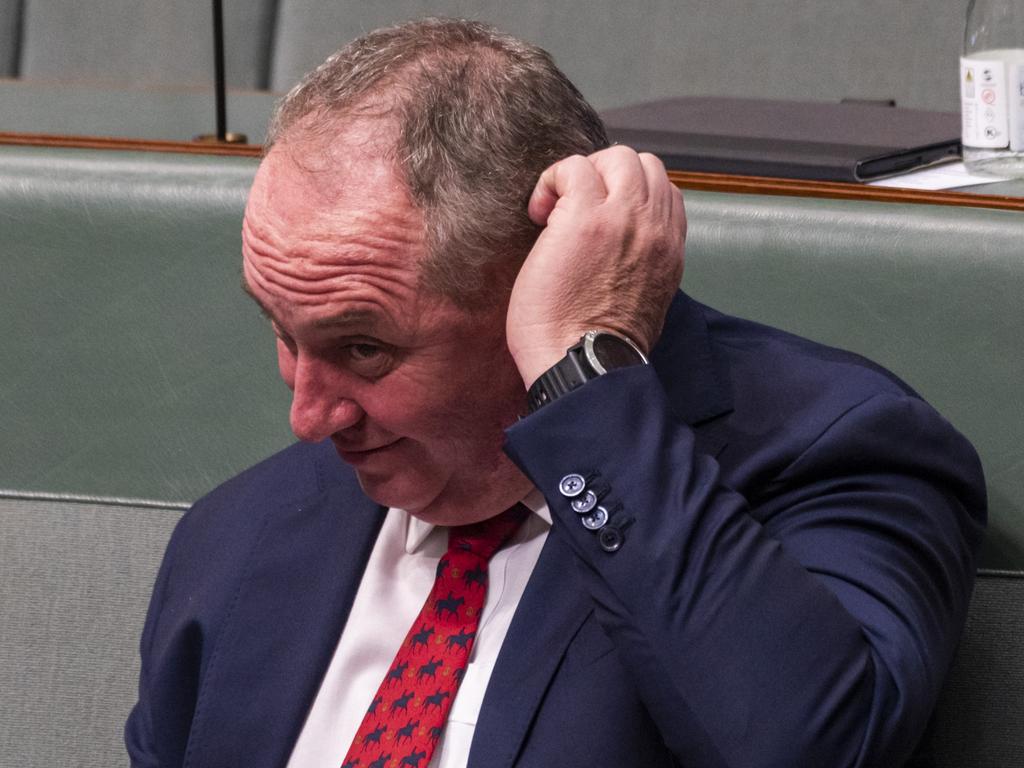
left=350, top=465, right=436, bottom=512
left=350, top=468, right=477, bottom=525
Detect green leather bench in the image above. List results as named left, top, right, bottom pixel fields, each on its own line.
left=1, top=144, right=1021, bottom=765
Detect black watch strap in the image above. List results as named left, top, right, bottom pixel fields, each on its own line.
left=527, top=346, right=591, bottom=412
left=527, top=331, right=647, bottom=413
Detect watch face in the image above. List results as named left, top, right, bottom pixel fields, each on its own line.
left=586, top=332, right=646, bottom=374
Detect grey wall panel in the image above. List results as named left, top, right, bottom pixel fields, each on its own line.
left=269, top=1, right=966, bottom=111
left=19, top=0, right=277, bottom=88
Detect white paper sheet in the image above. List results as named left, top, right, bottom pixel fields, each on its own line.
left=868, top=161, right=1010, bottom=190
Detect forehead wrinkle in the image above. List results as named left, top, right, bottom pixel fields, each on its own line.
left=250, top=264, right=417, bottom=314
left=243, top=125, right=437, bottom=330
left=312, top=307, right=381, bottom=330
left=246, top=227, right=423, bottom=304
left=244, top=247, right=422, bottom=337
left=245, top=190, right=424, bottom=271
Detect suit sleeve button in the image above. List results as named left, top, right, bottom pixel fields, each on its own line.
left=598, top=526, right=623, bottom=552
left=559, top=473, right=586, bottom=497
left=570, top=489, right=598, bottom=514
left=581, top=505, right=609, bottom=531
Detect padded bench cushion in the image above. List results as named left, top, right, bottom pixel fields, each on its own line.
left=923, top=570, right=1024, bottom=768
left=0, top=495, right=183, bottom=766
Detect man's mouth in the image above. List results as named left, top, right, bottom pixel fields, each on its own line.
left=332, top=438, right=403, bottom=464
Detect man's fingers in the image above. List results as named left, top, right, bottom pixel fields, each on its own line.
left=527, top=154, right=609, bottom=226
left=637, top=152, right=668, bottom=196
left=588, top=145, right=650, bottom=202
left=529, top=147, right=663, bottom=226
left=637, top=151, right=685, bottom=234
left=671, top=183, right=687, bottom=241
left=637, top=152, right=675, bottom=214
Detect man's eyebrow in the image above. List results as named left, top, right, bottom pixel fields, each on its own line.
left=313, top=309, right=379, bottom=330
left=240, top=277, right=381, bottom=331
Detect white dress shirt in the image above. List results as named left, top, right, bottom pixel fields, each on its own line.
left=286, top=491, right=551, bottom=768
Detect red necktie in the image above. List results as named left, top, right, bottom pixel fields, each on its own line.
left=340, top=504, right=530, bottom=768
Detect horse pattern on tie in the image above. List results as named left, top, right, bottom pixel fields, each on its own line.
left=340, top=505, right=529, bottom=768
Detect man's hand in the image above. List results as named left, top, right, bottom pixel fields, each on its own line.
left=506, top=146, right=686, bottom=388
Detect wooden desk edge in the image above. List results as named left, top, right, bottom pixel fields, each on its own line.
left=668, top=170, right=1024, bottom=212
left=2, top=132, right=1022, bottom=212
left=0, top=131, right=263, bottom=157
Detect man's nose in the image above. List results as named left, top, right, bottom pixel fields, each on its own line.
left=288, top=354, right=364, bottom=442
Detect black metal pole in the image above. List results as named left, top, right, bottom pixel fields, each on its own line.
left=212, top=0, right=227, bottom=141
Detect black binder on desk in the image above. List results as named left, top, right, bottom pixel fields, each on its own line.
left=600, top=97, right=962, bottom=182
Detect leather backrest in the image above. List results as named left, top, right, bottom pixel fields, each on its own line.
left=0, top=146, right=292, bottom=505
left=682, top=191, right=1024, bottom=570
left=1, top=146, right=1020, bottom=558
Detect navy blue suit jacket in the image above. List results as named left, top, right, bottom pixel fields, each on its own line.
left=126, top=293, right=985, bottom=768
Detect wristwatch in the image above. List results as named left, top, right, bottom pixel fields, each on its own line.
left=527, top=330, right=648, bottom=412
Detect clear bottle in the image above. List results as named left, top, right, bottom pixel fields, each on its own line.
left=960, top=0, right=1024, bottom=176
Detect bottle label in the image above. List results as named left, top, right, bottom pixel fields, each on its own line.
left=961, top=56, right=1009, bottom=148
left=1011, top=62, right=1024, bottom=152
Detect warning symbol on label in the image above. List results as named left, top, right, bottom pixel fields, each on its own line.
left=982, top=88, right=997, bottom=104
left=966, top=70, right=974, bottom=83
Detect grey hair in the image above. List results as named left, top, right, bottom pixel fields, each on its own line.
left=268, top=17, right=609, bottom=309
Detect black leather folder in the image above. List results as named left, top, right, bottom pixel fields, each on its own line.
left=600, top=97, right=961, bottom=182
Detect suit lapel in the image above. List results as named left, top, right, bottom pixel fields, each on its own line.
left=468, top=531, right=592, bottom=768
left=187, top=454, right=385, bottom=768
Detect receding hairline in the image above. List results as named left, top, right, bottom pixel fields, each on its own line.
left=261, top=17, right=608, bottom=309
left=267, top=21, right=548, bottom=150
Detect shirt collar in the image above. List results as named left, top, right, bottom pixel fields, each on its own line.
left=400, top=487, right=551, bottom=555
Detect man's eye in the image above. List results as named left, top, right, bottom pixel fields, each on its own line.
left=350, top=343, right=382, bottom=361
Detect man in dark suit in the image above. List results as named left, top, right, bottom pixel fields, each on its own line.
left=126, top=18, right=985, bottom=768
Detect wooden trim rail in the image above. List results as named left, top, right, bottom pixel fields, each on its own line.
left=667, top=170, right=1024, bottom=212
left=0, top=131, right=262, bottom=157
left=3, top=131, right=1023, bottom=212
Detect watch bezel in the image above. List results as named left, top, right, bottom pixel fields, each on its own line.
left=581, top=330, right=649, bottom=375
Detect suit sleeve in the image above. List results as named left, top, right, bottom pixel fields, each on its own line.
left=503, top=365, right=985, bottom=768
